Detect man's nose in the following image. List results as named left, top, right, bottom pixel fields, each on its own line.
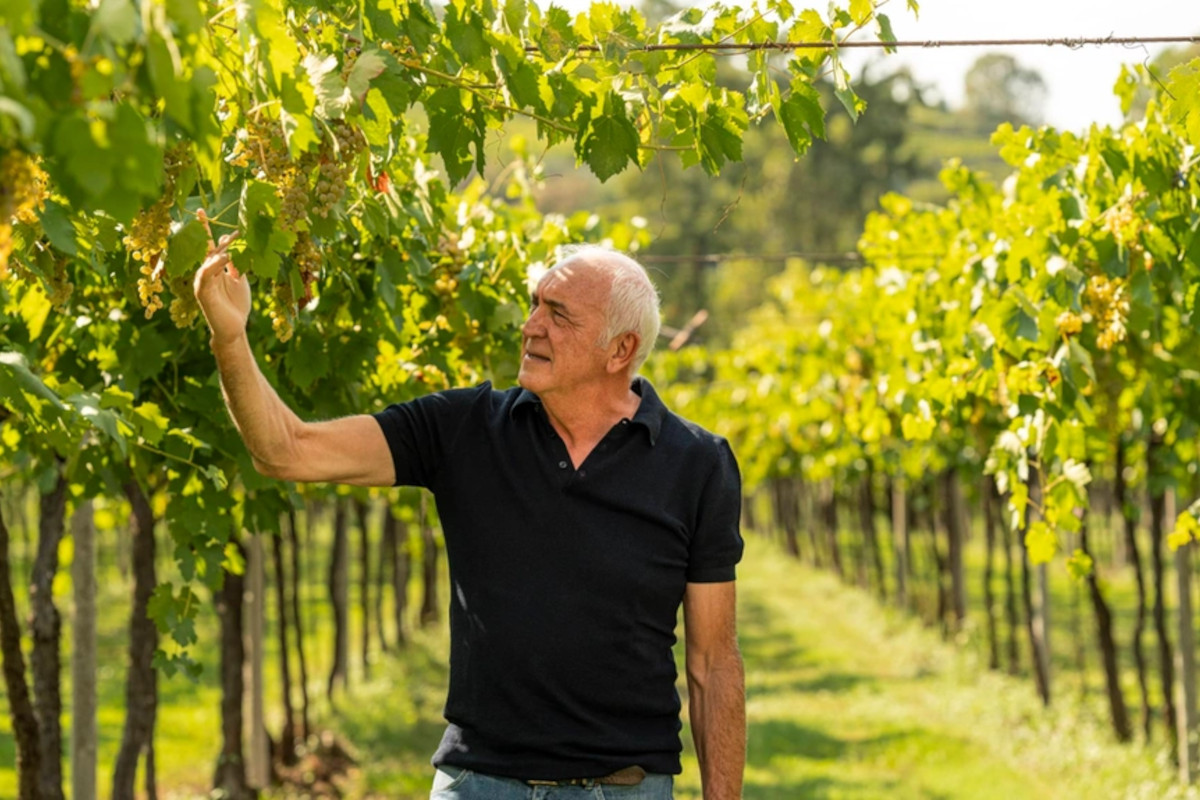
left=522, top=307, right=544, bottom=337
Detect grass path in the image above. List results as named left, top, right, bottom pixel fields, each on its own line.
left=4, top=533, right=1197, bottom=798
left=680, top=535, right=1191, bottom=800
left=333, top=535, right=1193, bottom=799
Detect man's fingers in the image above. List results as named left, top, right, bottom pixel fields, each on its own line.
left=213, top=230, right=239, bottom=253
left=206, top=232, right=239, bottom=259
left=195, top=250, right=233, bottom=288
left=197, top=208, right=215, bottom=241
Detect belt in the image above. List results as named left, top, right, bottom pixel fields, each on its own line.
left=526, top=765, right=647, bottom=787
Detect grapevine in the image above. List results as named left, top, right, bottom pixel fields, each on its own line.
left=1056, top=311, right=1083, bottom=338
left=126, top=201, right=172, bottom=318
left=312, top=121, right=365, bottom=219
left=167, top=275, right=201, bottom=328
left=1083, top=274, right=1130, bottom=351
left=123, top=145, right=194, bottom=318
left=268, top=278, right=296, bottom=343
left=292, top=233, right=321, bottom=306
left=45, top=256, right=74, bottom=311
left=0, top=2, right=921, bottom=790
left=0, top=151, right=48, bottom=278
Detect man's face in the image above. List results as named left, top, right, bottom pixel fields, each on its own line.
left=518, top=263, right=612, bottom=397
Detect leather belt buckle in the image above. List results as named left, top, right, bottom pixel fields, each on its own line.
left=599, top=765, right=647, bottom=786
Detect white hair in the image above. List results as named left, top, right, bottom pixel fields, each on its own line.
left=549, top=244, right=661, bottom=373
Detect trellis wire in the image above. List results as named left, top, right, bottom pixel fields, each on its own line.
left=528, top=35, right=1200, bottom=54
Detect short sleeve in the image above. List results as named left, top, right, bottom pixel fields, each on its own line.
left=372, top=384, right=489, bottom=488
left=685, top=438, right=744, bottom=583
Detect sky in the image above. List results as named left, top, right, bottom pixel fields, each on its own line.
left=845, top=0, right=1200, bottom=131
left=556, top=0, right=1200, bottom=132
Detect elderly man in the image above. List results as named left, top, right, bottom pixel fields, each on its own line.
left=194, top=241, right=746, bottom=799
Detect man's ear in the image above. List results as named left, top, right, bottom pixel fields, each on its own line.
left=607, top=332, right=639, bottom=374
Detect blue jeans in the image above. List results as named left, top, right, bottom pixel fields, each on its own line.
left=430, top=766, right=675, bottom=799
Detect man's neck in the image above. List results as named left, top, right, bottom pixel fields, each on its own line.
left=540, top=378, right=642, bottom=453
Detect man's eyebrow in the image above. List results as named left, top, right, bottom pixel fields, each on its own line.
left=533, top=293, right=570, bottom=315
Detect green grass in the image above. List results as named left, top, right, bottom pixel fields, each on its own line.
left=3, top=524, right=1199, bottom=798
left=721, top=536, right=1196, bottom=800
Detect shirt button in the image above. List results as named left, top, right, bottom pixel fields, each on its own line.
left=558, top=461, right=568, bottom=469
left=579, top=470, right=587, bottom=478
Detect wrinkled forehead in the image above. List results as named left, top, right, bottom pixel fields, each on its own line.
left=536, top=259, right=611, bottom=302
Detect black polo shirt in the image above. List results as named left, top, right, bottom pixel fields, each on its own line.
left=372, top=377, right=743, bottom=781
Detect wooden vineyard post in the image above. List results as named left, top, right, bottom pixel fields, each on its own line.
left=245, top=533, right=269, bottom=788
left=71, top=500, right=97, bottom=800
left=1172, top=487, right=1198, bottom=782
left=891, top=477, right=908, bottom=610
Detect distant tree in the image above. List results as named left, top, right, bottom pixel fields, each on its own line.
left=639, top=0, right=683, bottom=24
left=605, top=65, right=934, bottom=343
left=963, top=53, right=1047, bottom=129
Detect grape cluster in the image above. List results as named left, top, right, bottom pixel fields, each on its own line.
left=1099, top=195, right=1141, bottom=247
left=292, top=232, right=321, bottom=305
left=268, top=279, right=296, bottom=342
left=379, top=40, right=418, bottom=60
left=433, top=273, right=459, bottom=296
left=312, top=121, right=364, bottom=219
left=1, top=151, right=48, bottom=278
left=432, top=232, right=467, bottom=296
left=228, top=116, right=365, bottom=337
left=234, top=120, right=293, bottom=182
left=235, top=120, right=313, bottom=232
left=279, top=175, right=310, bottom=232
left=341, top=47, right=361, bottom=81
left=125, top=201, right=172, bottom=262
left=1055, top=311, right=1082, bottom=338
left=234, top=118, right=363, bottom=230
left=1084, top=274, right=1129, bottom=351
left=124, top=144, right=193, bottom=318
left=168, top=274, right=200, bottom=327
left=125, top=200, right=171, bottom=318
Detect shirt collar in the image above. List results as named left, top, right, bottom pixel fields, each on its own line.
left=628, top=376, right=665, bottom=446
left=511, top=377, right=665, bottom=447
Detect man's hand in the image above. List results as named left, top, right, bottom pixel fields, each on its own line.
left=192, top=210, right=245, bottom=345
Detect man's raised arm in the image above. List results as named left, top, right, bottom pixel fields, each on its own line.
left=192, top=231, right=395, bottom=487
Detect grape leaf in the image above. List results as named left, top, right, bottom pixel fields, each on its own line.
left=777, top=80, right=825, bottom=156
left=577, top=96, right=639, bottom=182
left=445, top=2, right=488, bottom=69
left=697, top=103, right=747, bottom=175
left=849, top=0, right=873, bottom=25
left=875, top=13, right=897, bottom=53
left=533, top=5, right=578, bottom=61
left=305, top=53, right=349, bottom=117
left=346, top=49, right=387, bottom=103
left=147, top=31, right=193, bottom=133
left=40, top=200, right=77, bottom=255
left=425, top=87, right=486, bottom=185
left=166, top=220, right=210, bottom=279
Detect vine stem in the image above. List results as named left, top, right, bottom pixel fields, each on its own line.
left=661, top=11, right=768, bottom=76
left=135, top=442, right=208, bottom=474
left=400, top=59, right=576, bottom=136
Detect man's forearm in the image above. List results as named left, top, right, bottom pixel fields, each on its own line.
left=689, top=650, right=746, bottom=799
left=212, top=333, right=303, bottom=474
